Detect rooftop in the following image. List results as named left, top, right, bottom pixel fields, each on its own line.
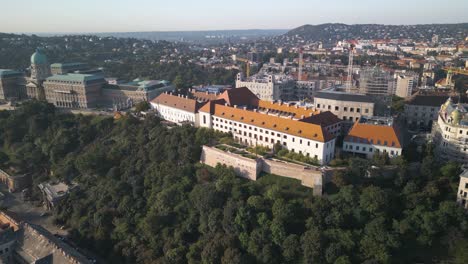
left=0, top=69, right=23, bottom=78
left=315, top=91, right=374, bottom=103
left=45, top=73, right=105, bottom=83
left=345, top=117, right=401, bottom=148
left=151, top=92, right=203, bottom=113
left=203, top=103, right=334, bottom=142
left=50, top=62, right=88, bottom=68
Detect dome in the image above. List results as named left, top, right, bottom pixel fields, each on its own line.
left=451, top=109, right=461, bottom=124
left=31, top=48, right=48, bottom=64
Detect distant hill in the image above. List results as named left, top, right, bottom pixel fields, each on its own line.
left=279, top=23, right=468, bottom=43
left=95, top=29, right=288, bottom=43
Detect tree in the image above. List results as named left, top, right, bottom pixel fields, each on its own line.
left=173, top=75, right=184, bottom=91
left=134, top=101, right=150, bottom=112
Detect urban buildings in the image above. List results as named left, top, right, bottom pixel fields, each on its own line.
left=359, top=66, right=395, bottom=97
left=432, top=98, right=468, bottom=163
left=343, top=116, right=402, bottom=158
left=313, top=91, right=374, bottom=124
left=0, top=49, right=174, bottom=109
left=394, top=74, right=415, bottom=98
left=457, top=170, right=468, bottom=209
left=0, top=168, right=31, bottom=193
left=235, top=73, right=295, bottom=101
left=404, top=93, right=450, bottom=130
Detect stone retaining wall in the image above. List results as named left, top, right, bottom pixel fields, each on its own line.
left=200, top=146, right=326, bottom=196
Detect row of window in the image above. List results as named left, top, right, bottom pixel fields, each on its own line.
left=316, top=104, right=370, bottom=114
left=344, top=144, right=398, bottom=156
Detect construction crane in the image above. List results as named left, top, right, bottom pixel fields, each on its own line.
left=236, top=57, right=251, bottom=78
left=443, top=67, right=468, bottom=89
left=346, top=44, right=356, bottom=92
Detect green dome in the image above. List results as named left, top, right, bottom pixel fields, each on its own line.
left=451, top=109, right=461, bottom=124
left=31, top=48, right=48, bottom=64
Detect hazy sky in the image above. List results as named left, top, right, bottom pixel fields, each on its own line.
left=1, top=0, right=467, bottom=33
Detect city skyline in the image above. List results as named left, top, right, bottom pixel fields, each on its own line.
left=1, top=0, right=468, bottom=33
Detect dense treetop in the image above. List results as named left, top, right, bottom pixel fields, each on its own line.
left=0, top=101, right=467, bottom=263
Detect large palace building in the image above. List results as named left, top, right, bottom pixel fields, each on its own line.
left=0, top=48, right=174, bottom=109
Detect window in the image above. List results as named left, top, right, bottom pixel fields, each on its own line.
left=292, top=138, right=295, bottom=142
left=300, top=139, right=302, bottom=144
left=316, top=143, right=318, bottom=148
left=335, top=106, right=339, bottom=111
left=465, top=183, right=468, bottom=189
left=350, top=108, right=354, bottom=112
left=344, top=107, right=348, bottom=112
left=283, top=142, right=287, bottom=146
left=328, top=105, right=331, bottom=110
left=308, top=141, right=310, bottom=146
left=203, top=115, right=206, bottom=124
left=283, top=135, right=287, bottom=139
left=356, top=146, right=360, bottom=151
left=356, top=108, right=360, bottom=113
left=365, top=109, right=369, bottom=114
left=317, top=104, right=321, bottom=108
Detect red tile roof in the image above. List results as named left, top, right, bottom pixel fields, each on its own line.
left=216, top=87, right=259, bottom=106
left=301, top=111, right=342, bottom=127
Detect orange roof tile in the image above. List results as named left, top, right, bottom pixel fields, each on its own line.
left=152, top=93, right=203, bottom=113
left=257, top=101, right=320, bottom=119
left=345, top=122, right=401, bottom=148
left=207, top=104, right=334, bottom=142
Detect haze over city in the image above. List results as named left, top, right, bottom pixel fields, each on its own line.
left=1, top=0, right=468, bottom=33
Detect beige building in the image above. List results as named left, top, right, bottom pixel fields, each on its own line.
left=0, top=70, right=25, bottom=101
left=50, top=62, right=89, bottom=75
left=151, top=92, right=203, bottom=126
left=394, top=74, right=415, bottom=98
left=102, top=79, right=174, bottom=109
left=235, top=73, right=295, bottom=101
left=43, top=73, right=106, bottom=109
left=457, top=170, right=468, bottom=209
left=314, top=91, right=374, bottom=123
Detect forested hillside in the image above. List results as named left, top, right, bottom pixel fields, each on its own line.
left=0, top=101, right=467, bottom=263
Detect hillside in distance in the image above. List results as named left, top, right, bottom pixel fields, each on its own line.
left=95, top=29, right=288, bottom=44
left=279, top=23, right=468, bottom=43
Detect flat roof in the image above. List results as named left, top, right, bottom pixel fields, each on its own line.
left=315, top=91, right=374, bottom=103
left=0, top=69, right=23, bottom=78
left=45, top=73, right=105, bottom=83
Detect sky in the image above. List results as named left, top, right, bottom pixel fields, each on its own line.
left=1, top=0, right=467, bottom=33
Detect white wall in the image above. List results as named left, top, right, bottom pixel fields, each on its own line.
left=151, top=103, right=198, bottom=126
left=343, top=141, right=402, bottom=158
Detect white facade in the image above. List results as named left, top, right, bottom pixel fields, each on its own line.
left=457, top=171, right=468, bottom=209
left=151, top=103, right=199, bottom=126
left=199, top=111, right=336, bottom=165
left=432, top=99, right=468, bottom=163
left=394, top=75, right=414, bottom=98
left=343, top=141, right=402, bottom=158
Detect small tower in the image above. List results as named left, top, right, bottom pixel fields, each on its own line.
left=30, top=48, right=51, bottom=82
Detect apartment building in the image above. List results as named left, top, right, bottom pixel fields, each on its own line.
left=235, top=73, right=295, bottom=101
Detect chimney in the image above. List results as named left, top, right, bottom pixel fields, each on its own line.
left=295, top=105, right=298, bottom=109
left=225, top=103, right=228, bottom=106
left=234, top=105, right=237, bottom=108
left=301, top=115, right=305, bottom=119
left=253, top=109, right=257, bottom=112
left=243, top=106, right=247, bottom=110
